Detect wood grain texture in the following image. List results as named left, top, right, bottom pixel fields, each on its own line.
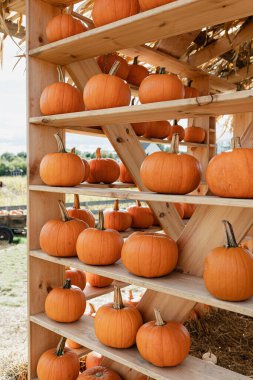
left=157, top=31, right=200, bottom=58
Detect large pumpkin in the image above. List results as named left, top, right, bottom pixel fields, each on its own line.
left=143, top=120, right=171, bottom=139
left=94, top=287, right=143, bottom=348
left=139, top=0, right=175, bottom=11
left=40, top=200, right=88, bottom=257
left=65, top=268, right=86, bottom=290
left=127, top=56, right=149, bottom=87
left=45, top=279, right=86, bottom=322
left=37, top=337, right=80, bottom=380
left=104, top=199, right=132, bottom=231
left=40, top=133, right=85, bottom=187
left=97, top=54, right=129, bottom=80
left=139, top=67, right=184, bottom=104
left=119, top=162, right=134, bottom=183
left=140, top=133, right=202, bottom=194
left=136, top=309, right=190, bottom=366
left=46, top=14, right=86, bottom=43
left=203, top=220, right=253, bottom=301
left=122, top=232, right=178, bottom=277
left=184, top=126, right=206, bottom=143
left=206, top=137, right=253, bottom=198
left=127, top=200, right=154, bottom=228
left=86, top=272, right=114, bottom=288
left=167, top=120, right=185, bottom=141
left=77, top=210, right=123, bottom=265
left=83, top=62, right=131, bottom=110
left=68, top=194, right=96, bottom=227
left=77, top=366, right=122, bottom=380
left=92, top=0, right=140, bottom=27
left=87, top=148, right=120, bottom=184
left=86, top=352, right=104, bottom=369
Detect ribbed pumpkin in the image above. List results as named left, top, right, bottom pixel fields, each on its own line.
left=65, top=268, right=86, bottom=290
left=97, top=54, right=129, bottom=80
left=46, top=14, right=86, bottom=43
left=136, top=309, right=190, bottom=367
left=140, top=134, right=202, bottom=194
left=139, top=67, right=184, bottom=104
left=77, top=210, right=123, bottom=265
left=87, top=148, right=120, bottom=184
left=139, top=0, right=175, bottom=11
left=104, top=200, right=132, bottom=231
left=184, top=80, right=199, bottom=99
left=119, top=162, right=134, bottom=183
left=77, top=366, right=122, bottom=380
left=86, top=272, right=114, bottom=288
left=66, top=339, right=83, bottom=349
left=92, top=0, right=140, bottom=27
left=203, top=220, right=253, bottom=301
left=40, top=134, right=85, bottom=187
left=94, top=287, right=143, bottom=348
left=182, top=203, right=196, bottom=219
left=167, top=120, right=185, bottom=141
left=71, top=147, right=90, bottom=182
left=143, top=120, right=171, bottom=139
left=127, top=56, right=149, bottom=86
left=122, top=232, right=178, bottom=277
left=127, top=200, right=154, bottom=228
left=37, top=337, right=80, bottom=380
left=206, top=137, right=253, bottom=198
left=68, top=194, right=96, bottom=227
left=184, top=126, right=206, bottom=143
left=40, top=200, right=88, bottom=257
left=130, top=98, right=148, bottom=136
left=86, top=352, right=104, bottom=369
left=45, top=279, right=86, bottom=322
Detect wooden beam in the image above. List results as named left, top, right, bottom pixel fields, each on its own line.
left=226, top=63, right=253, bottom=83
left=157, top=30, right=200, bottom=58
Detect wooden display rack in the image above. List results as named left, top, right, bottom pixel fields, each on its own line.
left=27, top=1, right=253, bottom=379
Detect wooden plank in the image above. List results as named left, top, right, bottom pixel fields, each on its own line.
left=157, top=31, right=200, bottom=58
left=81, top=182, right=136, bottom=189
left=233, top=113, right=253, bottom=140
left=241, top=118, right=253, bottom=147
left=85, top=281, right=127, bottom=300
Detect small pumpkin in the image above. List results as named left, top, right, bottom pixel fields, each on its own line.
left=45, top=279, right=86, bottom=322
left=139, top=67, right=184, bottom=104
left=77, top=210, right=123, bottom=265
left=68, top=194, right=96, bottom=227
left=40, top=200, right=88, bottom=257
left=125, top=289, right=142, bottom=307
left=94, top=286, right=143, bottom=348
left=66, top=339, right=83, bottom=349
left=104, top=199, right=132, bottom=232
left=97, top=54, right=129, bottom=80
left=184, top=126, right=206, bottom=143
left=143, top=121, right=171, bottom=139
left=136, top=309, right=190, bottom=367
left=71, top=147, right=90, bottom=182
left=86, top=352, right=104, bottom=369
left=167, top=120, right=185, bottom=141
left=83, top=61, right=131, bottom=110
left=92, top=0, right=140, bottom=27
left=184, top=80, right=199, bottom=99
left=40, top=133, right=85, bottom=187
left=131, top=98, right=148, bottom=136
left=127, top=200, right=154, bottom=229
left=139, top=0, right=175, bottom=11
left=182, top=203, right=196, bottom=219
left=127, top=56, right=149, bottom=87
left=37, top=337, right=80, bottom=380
left=119, top=162, right=134, bottom=183
left=206, top=137, right=253, bottom=198
left=140, top=133, right=202, bottom=194
left=46, top=14, right=87, bottom=43
left=87, top=148, right=120, bottom=184
left=65, top=268, right=86, bottom=290
left=203, top=220, right=253, bottom=301
left=121, top=232, right=178, bottom=277
left=77, top=366, right=122, bottom=380
left=86, top=272, right=114, bottom=288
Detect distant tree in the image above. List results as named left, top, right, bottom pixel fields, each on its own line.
left=1, top=152, right=15, bottom=161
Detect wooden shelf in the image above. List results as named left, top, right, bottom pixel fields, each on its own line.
left=81, top=182, right=136, bottom=189
left=30, top=313, right=249, bottom=380
left=29, top=0, right=253, bottom=66
left=30, top=251, right=253, bottom=318
left=84, top=281, right=127, bottom=300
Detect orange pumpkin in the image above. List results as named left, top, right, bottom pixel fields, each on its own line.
left=77, top=210, right=123, bottom=265
left=40, top=200, right=88, bottom=257
left=122, top=232, right=178, bottom=277
left=46, top=14, right=87, bottom=43
left=119, top=162, right=134, bottom=183
left=131, top=122, right=147, bottom=136
left=68, top=194, right=96, bottom=227
left=127, top=56, right=149, bottom=87
left=136, top=309, right=190, bottom=367
left=127, top=201, right=154, bottom=228
left=66, top=339, right=83, bottom=349
left=167, top=120, right=185, bottom=141
left=85, top=352, right=104, bottom=369
left=139, top=67, right=184, bottom=104
left=184, top=126, right=206, bottom=143
left=182, top=203, right=196, bottom=219
left=37, top=337, right=80, bottom=380
left=203, top=220, right=253, bottom=301
left=94, top=287, right=143, bottom=348
left=143, top=121, right=171, bottom=139
left=184, top=81, right=199, bottom=99
left=70, top=147, right=90, bottom=182
left=104, top=199, right=132, bottom=232
left=86, top=272, right=114, bottom=288
left=92, top=0, right=140, bottom=27
left=139, top=0, right=175, bottom=11
left=65, top=268, right=86, bottom=290
left=45, top=279, right=86, bottom=322
left=87, top=148, right=120, bottom=184
left=77, top=366, right=122, bottom=380
left=97, top=54, right=129, bottom=80
left=206, top=137, right=253, bottom=198
left=140, top=134, right=202, bottom=194
left=40, top=134, right=85, bottom=187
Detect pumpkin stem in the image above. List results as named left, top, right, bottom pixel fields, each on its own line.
left=173, top=120, right=177, bottom=126
left=96, top=147, right=102, bottom=159
left=109, top=60, right=120, bottom=76
left=63, top=279, right=72, bottom=289
left=171, top=133, right=180, bottom=154
left=131, top=97, right=136, bottom=106
left=73, top=194, right=80, bottom=209
left=113, top=286, right=124, bottom=309
left=155, top=66, right=160, bottom=74
left=54, top=133, right=66, bottom=153
left=71, top=147, right=75, bottom=154
left=89, top=303, right=96, bottom=315
left=128, top=289, right=133, bottom=300
left=188, top=79, right=193, bottom=87
left=56, top=337, right=67, bottom=356
left=57, top=65, right=65, bottom=83
left=154, top=308, right=166, bottom=326
left=222, top=220, right=238, bottom=248
left=231, top=137, right=242, bottom=149
left=114, top=199, right=119, bottom=211
left=136, top=200, right=141, bottom=207
left=159, top=67, right=166, bottom=74
left=58, top=200, right=72, bottom=222
left=97, top=210, right=105, bottom=231
left=133, top=56, right=139, bottom=65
